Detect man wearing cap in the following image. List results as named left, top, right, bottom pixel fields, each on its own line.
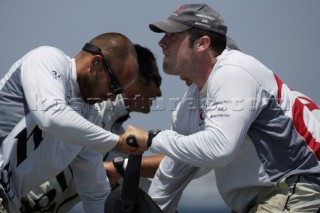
left=123, top=3, right=320, bottom=213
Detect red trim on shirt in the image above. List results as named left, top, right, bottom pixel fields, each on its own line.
left=273, top=73, right=283, bottom=105
left=292, top=98, right=320, bottom=160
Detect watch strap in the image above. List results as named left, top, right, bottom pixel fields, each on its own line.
left=113, top=156, right=125, bottom=177
left=147, top=129, right=161, bottom=148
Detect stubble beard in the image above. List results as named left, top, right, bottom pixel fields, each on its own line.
left=163, top=58, right=177, bottom=76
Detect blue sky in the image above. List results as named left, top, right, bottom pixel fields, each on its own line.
left=1, top=1, right=319, bottom=212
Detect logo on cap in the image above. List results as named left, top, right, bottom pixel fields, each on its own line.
left=175, top=5, right=185, bottom=13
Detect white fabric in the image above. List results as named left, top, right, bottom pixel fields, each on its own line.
left=0, top=46, right=120, bottom=212
left=23, top=95, right=130, bottom=212
left=149, top=49, right=320, bottom=213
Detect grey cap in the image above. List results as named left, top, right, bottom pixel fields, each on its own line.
left=149, top=4, right=227, bottom=35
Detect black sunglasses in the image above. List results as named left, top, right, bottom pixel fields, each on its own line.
left=82, top=43, right=123, bottom=94
left=149, top=75, right=162, bottom=88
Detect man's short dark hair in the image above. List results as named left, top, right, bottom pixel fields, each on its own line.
left=187, top=28, right=227, bottom=57
left=134, top=44, right=158, bottom=84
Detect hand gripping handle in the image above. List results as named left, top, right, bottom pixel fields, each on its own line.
left=126, top=136, right=138, bottom=147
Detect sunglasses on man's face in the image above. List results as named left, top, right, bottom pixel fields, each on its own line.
left=82, top=43, right=123, bottom=94
left=149, top=75, right=162, bottom=88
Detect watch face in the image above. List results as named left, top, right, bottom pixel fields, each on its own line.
left=114, top=156, right=124, bottom=164
left=113, top=156, right=125, bottom=176
left=148, top=129, right=161, bottom=147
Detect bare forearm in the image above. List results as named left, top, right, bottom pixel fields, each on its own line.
left=140, top=154, right=164, bottom=178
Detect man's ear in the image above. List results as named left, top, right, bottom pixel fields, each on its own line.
left=196, top=36, right=211, bottom=52
left=93, top=60, right=99, bottom=67
left=90, top=55, right=102, bottom=69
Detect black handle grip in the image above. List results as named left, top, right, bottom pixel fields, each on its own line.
left=126, top=136, right=138, bottom=147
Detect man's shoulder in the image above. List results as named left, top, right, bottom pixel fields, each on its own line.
left=218, top=49, right=257, bottom=67
left=27, top=46, right=68, bottom=59
left=21, top=46, right=70, bottom=74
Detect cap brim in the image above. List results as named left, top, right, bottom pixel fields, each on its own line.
left=149, top=19, right=191, bottom=33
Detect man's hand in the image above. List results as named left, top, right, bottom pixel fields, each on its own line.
left=123, top=125, right=149, bottom=151
left=104, top=162, right=121, bottom=189
left=113, top=134, right=142, bottom=155
left=113, top=125, right=148, bottom=155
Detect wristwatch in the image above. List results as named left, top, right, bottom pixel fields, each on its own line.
left=147, top=129, right=161, bottom=148
left=113, top=156, right=125, bottom=177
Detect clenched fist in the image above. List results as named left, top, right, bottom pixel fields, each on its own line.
left=123, top=125, right=149, bottom=151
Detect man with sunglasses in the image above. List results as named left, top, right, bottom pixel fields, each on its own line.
left=0, top=32, right=140, bottom=212
left=19, top=44, right=164, bottom=213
